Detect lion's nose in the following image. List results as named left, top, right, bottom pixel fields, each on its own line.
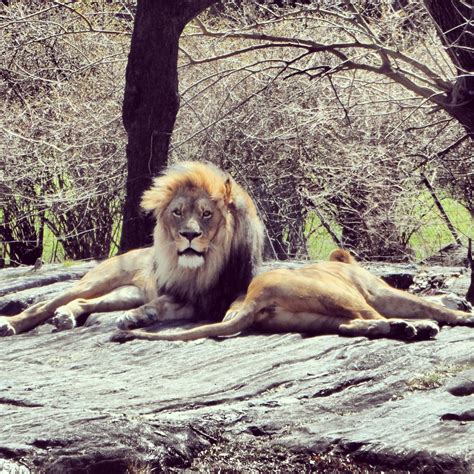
left=179, top=230, right=202, bottom=241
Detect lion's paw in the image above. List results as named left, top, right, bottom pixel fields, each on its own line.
left=0, top=317, right=16, bottom=337
left=51, top=307, right=76, bottom=331
left=116, top=312, right=140, bottom=330
left=116, top=307, right=158, bottom=330
left=51, top=308, right=76, bottom=331
left=388, top=319, right=417, bottom=340
left=110, top=330, right=136, bottom=343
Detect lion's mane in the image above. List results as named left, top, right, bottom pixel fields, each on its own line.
left=141, top=161, right=265, bottom=321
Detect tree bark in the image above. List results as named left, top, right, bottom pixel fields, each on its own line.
left=120, top=0, right=217, bottom=252
left=424, top=0, right=474, bottom=136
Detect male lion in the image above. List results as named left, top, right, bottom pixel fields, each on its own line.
left=112, top=249, right=474, bottom=343
left=0, top=162, right=265, bottom=336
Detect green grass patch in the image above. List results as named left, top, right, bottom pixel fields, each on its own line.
left=409, top=194, right=473, bottom=260
left=406, top=365, right=467, bottom=391
left=109, top=216, right=122, bottom=257
left=42, top=223, right=65, bottom=263
left=306, top=213, right=339, bottom=260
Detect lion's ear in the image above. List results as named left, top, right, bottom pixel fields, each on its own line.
left=223, top=178, right=233, bottom=206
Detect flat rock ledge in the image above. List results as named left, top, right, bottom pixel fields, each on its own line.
left=0, top=261, right=473, bottom=473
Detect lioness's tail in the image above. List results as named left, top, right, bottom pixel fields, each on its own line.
left=329, top=248, right=357, bottom=264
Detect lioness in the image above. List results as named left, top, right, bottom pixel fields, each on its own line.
left=112, top=249, right=474, bottom=343
left=0, top=162, right=265, bottom=336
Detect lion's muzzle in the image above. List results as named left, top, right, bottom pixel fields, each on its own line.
left=177, top=247, right=205, bottom=269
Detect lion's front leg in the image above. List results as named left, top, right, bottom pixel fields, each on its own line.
left=116, top=295, right=194, bottom=330
left=51, top=285, right=145, bottom=331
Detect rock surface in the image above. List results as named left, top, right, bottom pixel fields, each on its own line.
left=1, top=261, right=473, bottom=473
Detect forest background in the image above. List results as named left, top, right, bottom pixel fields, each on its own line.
left=1, top=0, right=473, bottom=267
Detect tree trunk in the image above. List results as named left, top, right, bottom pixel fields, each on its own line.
left=424, top=0, right=474, bottom=136
left=119, top=0, right=217, bottom=252
left=467, top=239, right=474, bottom=305
left=120, top=2, right=183, bottom=252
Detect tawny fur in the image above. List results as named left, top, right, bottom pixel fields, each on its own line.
left=114, top=249, right=474, bottom=343
left=0, top=162, right=264, bottom=337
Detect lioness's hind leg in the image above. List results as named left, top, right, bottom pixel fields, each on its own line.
left=339, top=318, right=439, bottom=340
left=52, top=285, right=145, bottom=331
left=339, top=319, right=414, bottom=339
left=370, top=288, right=474, bottom=326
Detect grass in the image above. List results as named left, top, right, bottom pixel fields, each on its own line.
left=109, top=217, right=122, bottom=257
left=42, top=223, right=65, bottom=263
left=406, top=365, right=467, bottom=391
left=306, top=214, right=339, bottom=260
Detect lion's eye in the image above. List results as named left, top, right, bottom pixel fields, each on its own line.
left=202, top=210, right=212, bottom=219
left=172, top=209, right=182, bottom=217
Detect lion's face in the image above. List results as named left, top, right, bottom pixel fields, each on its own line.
left=161, top=187, right=224, bottom=269
left=141, top=162, right=264, bottom=311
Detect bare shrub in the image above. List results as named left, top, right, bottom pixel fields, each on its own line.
left=172, top=0, right=472, bottom=261
left=1, top=1, right=471, bottom=264
left=1, top=1, right=131, bottom=263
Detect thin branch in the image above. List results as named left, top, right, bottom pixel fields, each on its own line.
left=327, top=75, right=352, bottom=127
left=410, top=134, right=471, bottom=171
left=52, top=1, right=93, bottom=30
left=193, top=17, right=450, bottom=89
left=181, top=42, right=313, bottom=65
left=3, top=128, right=65, bottom=153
